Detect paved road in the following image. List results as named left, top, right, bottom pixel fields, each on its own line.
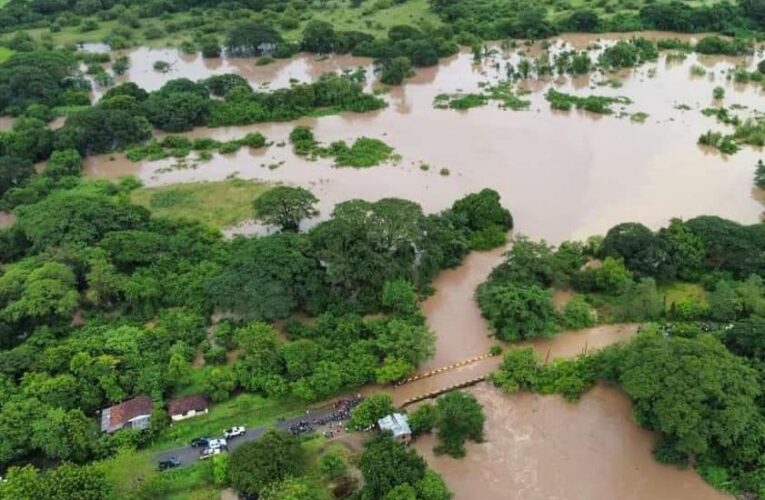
left=155, top=399, right=358, bottom=469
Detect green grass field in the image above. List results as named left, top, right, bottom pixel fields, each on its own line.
left=0, top=0, right=441, bottom=50
left=150, top=393, right=307, bottom=450
left=130, top=178, right=271, bottom=230
left=293, top=0, right=440, bottom=38
left=0, top=47, right=12, bottom=63
left=659, top=282, right=708, bottom=308
left=101, top=449, right=221, bottom=500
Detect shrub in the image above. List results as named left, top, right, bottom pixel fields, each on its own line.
left=695, top=36, right=751, bottom=56
left=560, top=296, right=596, bottom=329
left=349, top=394, right=394, bottom=431
left=332, top=137, right=393, bottom=167
left=468, top=225, right=507, bottom=250
left=380, top=56, right=413, bottom=85
left=289, top=126, right=317, bottom=156
left=319, top=452, right=347, bottom=481
left=408, top=403, right=438, bottom=436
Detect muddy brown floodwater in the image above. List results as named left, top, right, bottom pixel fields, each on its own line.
left=80, top=33, right=753, bottom=499
left=415, top=383, right=725, bottom=500
left=86, top=32, right=764, bottom=244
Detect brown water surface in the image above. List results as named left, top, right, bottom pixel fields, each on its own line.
left=415, top=383, right=725, bottom=500
left=86, top=34, right=765, bottom=243
left=420, top=246, right=507, bottom=369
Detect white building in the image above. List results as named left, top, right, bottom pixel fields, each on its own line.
left=378, top=413, right=412, bottom=444
left=167, top=395, right=209, bottom=422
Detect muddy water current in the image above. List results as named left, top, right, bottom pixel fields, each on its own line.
left=415, top=383, right=724, bottom=500
left=81, top=34, right=754, bottom=498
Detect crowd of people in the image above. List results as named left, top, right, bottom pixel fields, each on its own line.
left=285, top=394, right=364, bottom=437
left=288, top=419, right=315, bottom=436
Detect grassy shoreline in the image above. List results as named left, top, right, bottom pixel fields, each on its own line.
left=130, top=178, right=272, bottom=230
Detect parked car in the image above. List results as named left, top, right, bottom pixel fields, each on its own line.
left=158, top=456, right=181, bottom=470
left=190, top=437, right=210, bottom=448
left=224, top=426, right=246, bottom=439
left=199, top=447, right=222, bottom=460
left=207, top=438, right=228, bottom=450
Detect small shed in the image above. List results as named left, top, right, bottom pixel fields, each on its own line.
left=378, top=413, right=412, bottom=444
left=168, top=395, right=209, bottom=422
left=100, top=395, right=153, bottom=433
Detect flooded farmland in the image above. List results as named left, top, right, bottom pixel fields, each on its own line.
left=80, top=33, right=760, bottom=499
left=86, top=33, right=764, bottom=244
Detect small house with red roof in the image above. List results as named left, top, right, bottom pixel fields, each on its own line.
left=168, top=395, right=209, bottom=422
left=100, top=395, right=153, bottom=433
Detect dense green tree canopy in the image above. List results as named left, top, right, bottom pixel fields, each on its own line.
left=0, top=156, right=33, bottom=197
left=302, top=20, right=336, bottom=53
left=16, top=191, right=149, bottom=251
left=601, top=222, right=668, bottom=277
left=359, top=435, right=428, bottom=499
left=252, top=186, right=318, bottom=231
left=477, top=283, right=557, bottom=341
left=205, top=233, right=318, bottom=320
left=226, top=23, right=283, bottom=57
left=56, top=107, right=152, bottom=154
left=142, top=79, right=211, bottom=132
left=611, top=331, right=762, bottom=460
left=349, top=393, right=394, bottom=431
left=434, top=390, right=485, bottom=457
left=0, top=51, right=85, bottom=114
left=229, top=430, right=305, bottom=497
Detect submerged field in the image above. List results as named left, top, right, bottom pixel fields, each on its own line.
left=86, top=34, right=765, bottom=242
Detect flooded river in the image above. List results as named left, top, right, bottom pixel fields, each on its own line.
left=415, top=383, right=724, bottom=500
left=85, top=33, right=764, bottom=244
left=81, top=34, right=753, bottom=499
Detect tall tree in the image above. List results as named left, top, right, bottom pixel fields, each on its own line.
left=614, top=331, right=762, bottom=462
left=349, top=393, right=394, bottom=431
left=205, top=233, right=318, bottom=320
left=252, top=186, right=318, bottom=231
left=434, top=390, right=485, bottom=457
left=228, top=430, right=305, bottom=497
left=358, top=435, right=427, bottom=499
left=601, top=222, right=668, bottom=278
left=476, top=283, right=557, bottom=341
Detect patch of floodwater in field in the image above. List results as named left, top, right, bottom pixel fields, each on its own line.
left=98, top=49, right=374, bottom=97
left=86, top=32, right=765, bottom=243
left=414, top=382, right=726, bottom=500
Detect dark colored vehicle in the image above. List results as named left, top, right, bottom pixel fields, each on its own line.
left=191, top=437, right=209, bottom=448
left=158, top=456, right=181, bottom=471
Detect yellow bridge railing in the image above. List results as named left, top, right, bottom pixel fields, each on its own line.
left=395, top=352, right=498, bottom=386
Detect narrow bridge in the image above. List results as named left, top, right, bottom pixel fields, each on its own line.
left=395, top=352, right=498, bottom=386
left=399, top=376, right=488, bottom=407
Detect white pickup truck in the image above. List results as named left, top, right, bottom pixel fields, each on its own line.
left=224, top=426, right=246, bottom=439
left=207, top=438, right=227, bottom=450
left=199, top=448, right=222, bottom=460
